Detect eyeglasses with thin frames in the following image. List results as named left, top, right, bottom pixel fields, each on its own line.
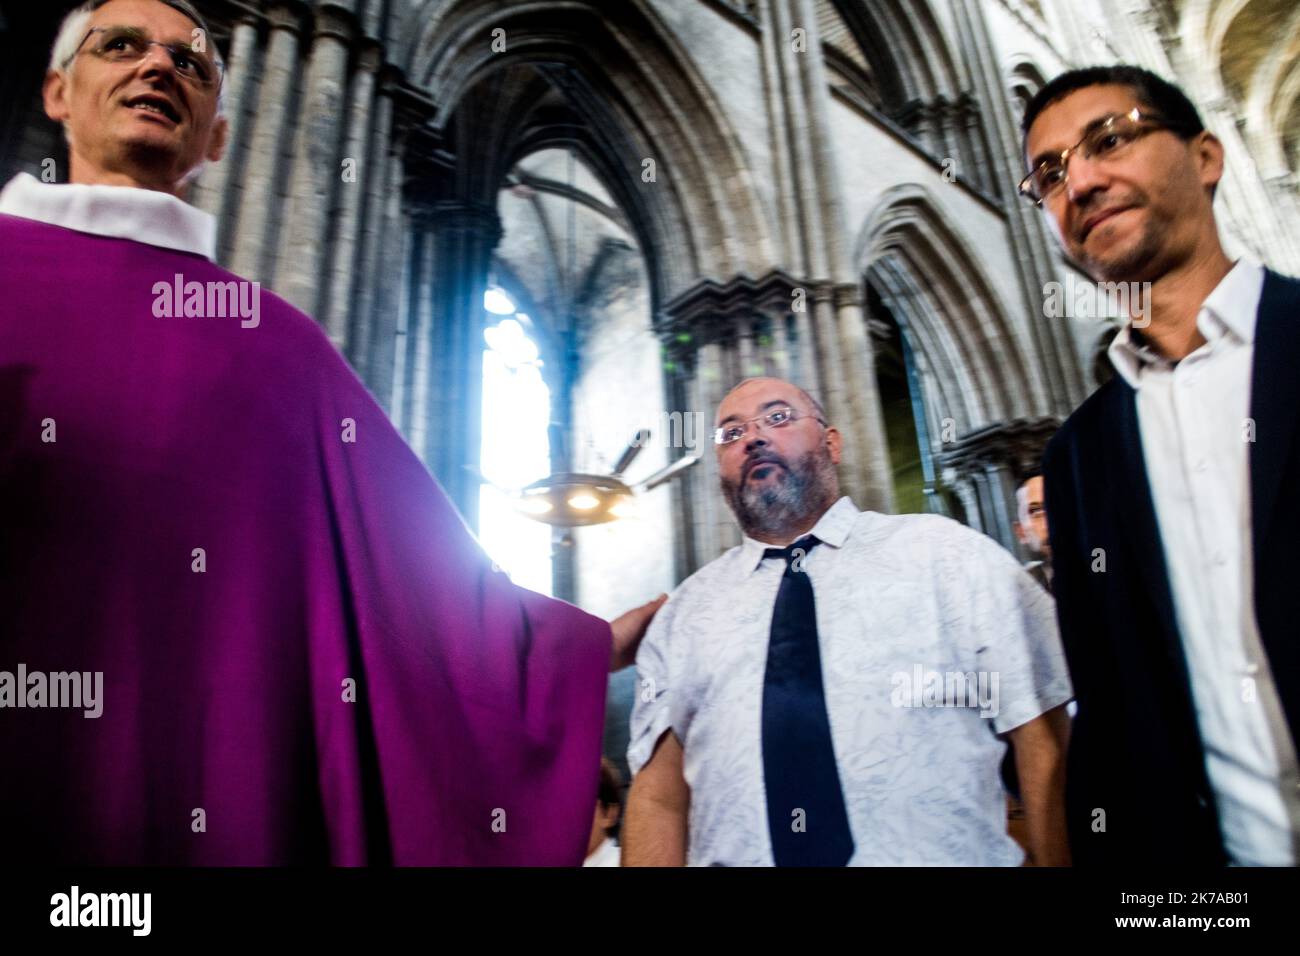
left=65, top=25, right=223, bottom=91
left=1018, top=107, right=1196, bottom=206
left=714, top=405, right=826, bottom=446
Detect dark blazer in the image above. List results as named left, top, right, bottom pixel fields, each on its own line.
left=1043, top=268, right=1300, bottom=866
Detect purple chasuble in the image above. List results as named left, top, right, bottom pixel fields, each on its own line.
left=0, top=212, right=611, bottom=865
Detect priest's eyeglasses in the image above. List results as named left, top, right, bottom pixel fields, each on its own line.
left=66, top=26, right=224, bottom=90
left=1018, top=108, right=1195, bottom=206
left=714, top=406, right=826, bottom=445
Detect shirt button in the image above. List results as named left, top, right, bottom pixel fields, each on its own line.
left=1243, top=663, right=1259, bottom=676
left=1212, top=552, right=1227, bottom=566
left=1194, top=459, right=1208, bottom=473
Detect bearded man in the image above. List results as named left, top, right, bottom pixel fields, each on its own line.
left=621, top=378, right=1074, bottom=866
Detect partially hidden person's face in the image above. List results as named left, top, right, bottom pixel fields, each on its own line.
left=43, top=0, right=227, bottom=193
left=1015, top=475, right=1050, bottom=560
left=715, top=379, right=841, bottom=539
left=1023, top=84, right=1222, bottom=284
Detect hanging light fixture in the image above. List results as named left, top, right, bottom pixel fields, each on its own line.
left=495, top=148, right=700, bottom=527
left=510, top=430, right=698, bottom=527
left=483, top=286, right=517, bottom=315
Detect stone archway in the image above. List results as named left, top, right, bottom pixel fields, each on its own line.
left=855, top=184, right=1057, bottom=548
left=381, top=0, right=777, bottom=531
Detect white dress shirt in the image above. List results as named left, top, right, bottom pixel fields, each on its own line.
left=583, top=837, right=621, bottom=867
left=629, top=497, right=1073, bottom=866
left=1109, top=258, right=1300, bottom=865
left=0, top=172, right=215, bottom=259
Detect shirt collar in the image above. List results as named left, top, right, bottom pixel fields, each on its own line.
left=0, top=172, right=216, bottom=260
left=741, top=495, right=860, bottom=574
left=1108, top=257, right=1265, bottom=389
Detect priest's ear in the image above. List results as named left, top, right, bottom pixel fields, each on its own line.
left=42, top=69, right=73, bottom=128
left=205, top=114, right=230, bottom=165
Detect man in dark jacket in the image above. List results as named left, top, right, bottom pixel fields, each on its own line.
left=1021, top=65, right=1300, bottom=865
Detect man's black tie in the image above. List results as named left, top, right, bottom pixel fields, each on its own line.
left=760, top=535, right=855, bottom=866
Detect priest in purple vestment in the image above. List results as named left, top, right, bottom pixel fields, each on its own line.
left=0, top=0, right=666, bottom=865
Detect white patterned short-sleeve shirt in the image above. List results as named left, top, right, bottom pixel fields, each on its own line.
left=628, top=497, right=1073, bottom=866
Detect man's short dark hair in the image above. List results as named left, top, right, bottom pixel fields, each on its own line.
left=1020, top=65, right=1206, bottom=144
left=1018, top=467, right=1043, bottom=488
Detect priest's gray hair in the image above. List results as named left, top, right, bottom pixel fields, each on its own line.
left=49, top=0, right=226, bottom=115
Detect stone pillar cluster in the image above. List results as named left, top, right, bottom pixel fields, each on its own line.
left=951, top=0, right=1090, bottom=417
left=169, top=0, right=1194, bottom=565
left=892, top=92, right=995, bottom=194
left=193, top=1, right=409, bottom=405
left=749, top=0, right=896, bottom=521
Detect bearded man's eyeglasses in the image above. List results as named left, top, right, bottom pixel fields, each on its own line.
left=714, top=406, right=826, bottom=446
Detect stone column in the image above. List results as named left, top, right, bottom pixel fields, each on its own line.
left=384, top=226, right=411, bottom=435
left=737, top=319, right=758, bottom=380
left=191, top=13, right=260, bottom=256
left=766, top=312, right=790, bottom=378
left=349, top=92, right=402, bottom=387
left=794, top=0, right=894, bottom=513
left=947, top=471, right=984, bottom=534
left=692, top=340, right=725, bottom=564
left=665, top=360, right=697, bottom=579
left=832, top=282, right=895, bottom=513
left=808, top=285, right=868, bottom=507
left=951, top=0, right=1087, bottom=415
left=982, top=461, right=1018, bottom=552
left=277, top=4, right=355, bottom=318
left=228, top=5, right=302, bottom=284
left=713, top=332, right=742, bottom=551
left=756, top=0, right=803, bottom=270
left=771, top=0, right=824, bottom=279
left=424, top=200, right=502, bottom=530
left=968, top=470, right=999, bottom=540
left=362, top=142, right=409, bottom=410
left=321, top=41, right=381, bottom=350
left=792, top=306, right=820, bottom=396
left=401, top=221, right=436, bottom=459
left=720, top=328, right=741, bottom=390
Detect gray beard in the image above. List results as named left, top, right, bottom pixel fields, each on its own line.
left=721, top=449, right=836, bottom=541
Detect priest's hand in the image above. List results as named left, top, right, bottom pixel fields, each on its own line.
left=608, top=593, right=669, bottom=672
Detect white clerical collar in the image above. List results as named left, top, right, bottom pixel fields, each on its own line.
left=0, top=172, right=215, bottom=260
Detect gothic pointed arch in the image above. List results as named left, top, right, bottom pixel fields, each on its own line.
left=854, top=184, right=1039, bottom=436
left=398, top=0, right=776, bottom=314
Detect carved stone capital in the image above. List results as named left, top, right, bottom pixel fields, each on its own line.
left=935, top=417, right=1061, bottom=482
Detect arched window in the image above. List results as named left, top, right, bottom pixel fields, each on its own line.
left=479, top=292, right=555, bottom=595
